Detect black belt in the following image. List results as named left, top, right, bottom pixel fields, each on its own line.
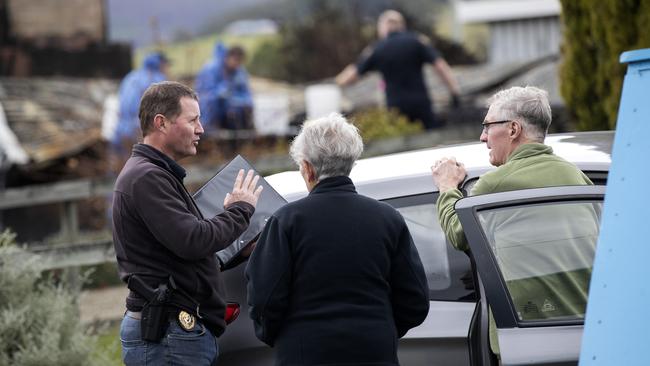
left=125, top=309, right=198, bottom=331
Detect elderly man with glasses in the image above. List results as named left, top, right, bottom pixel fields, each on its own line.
left=430, top=85, right=594, bottom=357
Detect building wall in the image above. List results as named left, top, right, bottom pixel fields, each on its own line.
left=489, top=16, right=561, bottom=64
left=7, top=0, right=104, bottom=42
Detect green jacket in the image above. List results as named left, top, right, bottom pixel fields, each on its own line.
left=437, top=143, right=593, bottom=251
left=436, top=143, right=594, bottom=355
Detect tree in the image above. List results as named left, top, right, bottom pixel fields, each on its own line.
left=560, top=0, right=650, bottom=130
left=0, top=230, right=109, bottom=366
left=277, top=1, right=373, bottom=83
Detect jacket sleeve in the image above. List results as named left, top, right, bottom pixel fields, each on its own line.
left=436, top=188, right=469, bottom=251
left=131, top=169, right=254, bottom=260
left=390, top=219, right=430, bottom=337
left=356, top=45, right=377, bottom=75
left=436, top=177, right=495, bottom=252
left=245, top=215, right=292, bottom=346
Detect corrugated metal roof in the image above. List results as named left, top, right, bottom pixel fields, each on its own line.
left=455, top=0, right=561, bottom=24
left=0, top=77, right=117, bottom=166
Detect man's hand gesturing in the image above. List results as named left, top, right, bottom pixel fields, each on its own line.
left=224, top=169, right=263, bottom=208
left=431, top=157, right=467, bottom=193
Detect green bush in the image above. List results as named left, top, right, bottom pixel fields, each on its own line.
left=0, top=230, right=110, bottom=366
left=350, top=107, right=423, bottom=142
left=81, top=262, right=122, bottom=290
left=247, top=38, right=288, bottom=81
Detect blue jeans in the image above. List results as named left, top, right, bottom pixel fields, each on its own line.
left=120, top=312, right=219, bottom=365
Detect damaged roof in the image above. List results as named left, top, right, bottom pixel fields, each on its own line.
left=0, top=77, right=117, bottom=168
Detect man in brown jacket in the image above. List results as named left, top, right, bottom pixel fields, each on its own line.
left=112, top=81, right=262, bottom=365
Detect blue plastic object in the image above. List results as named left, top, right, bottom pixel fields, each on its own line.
left=580, top=48, right=650, bottom=365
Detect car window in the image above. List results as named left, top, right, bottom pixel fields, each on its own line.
left=385, top=194, right=475, bottom=302
left=476, top=200, right=602, bottom=323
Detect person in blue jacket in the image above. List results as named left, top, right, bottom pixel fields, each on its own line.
left=113, top=52, right=169, bottom=155
left=195, top=43, right=253, bottom=132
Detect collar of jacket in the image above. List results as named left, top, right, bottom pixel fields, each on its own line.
left=309, top=176, right=357, bottom=195
left=506, top=142, right=553, bottom=164
left=132, top=144, right=187, bottom=182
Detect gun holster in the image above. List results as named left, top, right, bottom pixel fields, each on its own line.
left=128, top=275, right=177, bottom=342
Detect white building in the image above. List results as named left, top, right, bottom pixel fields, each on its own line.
left=224, top=19, right=278, bottom=37
left=455, top=0, right=562, bottom=64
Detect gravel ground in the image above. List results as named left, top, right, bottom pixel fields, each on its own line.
left=79, top=285, right=128, bottom=324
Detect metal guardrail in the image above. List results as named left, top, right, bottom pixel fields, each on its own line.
left=0, top=178, right=112, bottom=210
left=29, top=239, right=116, bottom=271
left=0, top=178, right=115, bottom=270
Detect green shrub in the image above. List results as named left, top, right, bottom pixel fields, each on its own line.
left=247, top=38, right=288, bottom=81
left=350, top=107, right=423, bottom=142
left=0, top=230, right=110, bottom=366
left=81, top=262, right=121, bottom=290
left=560, top=0, right=650, bottom=130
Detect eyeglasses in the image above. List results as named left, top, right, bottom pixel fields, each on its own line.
left=481, top=120, right=513, bottom=133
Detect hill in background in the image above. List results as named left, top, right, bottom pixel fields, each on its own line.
left=106, top=0, right=277, bottom=47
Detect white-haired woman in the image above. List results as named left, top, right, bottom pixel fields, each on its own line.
left=246, top=113, right=429, bottom=365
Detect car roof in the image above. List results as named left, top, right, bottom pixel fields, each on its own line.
left=266, top=131, right=613, bottom=200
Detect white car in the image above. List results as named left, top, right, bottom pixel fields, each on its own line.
left=217, top=131, right=612, bottom=366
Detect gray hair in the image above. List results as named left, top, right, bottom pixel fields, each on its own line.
left=290, top=113, right=364, bottom=181
left=487, top=86, right=552, bottom=141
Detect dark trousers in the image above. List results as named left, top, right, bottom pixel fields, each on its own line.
left=389, top=99, right=439, bottom=130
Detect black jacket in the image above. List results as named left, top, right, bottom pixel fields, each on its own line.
left=356, top=31, right=440, bottom=129
left=246, top=176, right=429, bottom=365
left=112, top=144, right=254, bottom=336
left=356, top=31, right=438, bottom=107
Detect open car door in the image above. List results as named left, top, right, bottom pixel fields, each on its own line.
left=456, top=186, right=605, bottom=366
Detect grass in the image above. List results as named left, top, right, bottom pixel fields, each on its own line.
left=134, top=33, right=278, bottom=78
left=93, top=322, right=122, bottom=365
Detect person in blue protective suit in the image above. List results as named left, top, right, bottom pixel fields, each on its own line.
left=195, top=44, right=253, bottom=132
left=105, top=52, right=169, bottom=228
left=113, top=52, right=169, bottom=155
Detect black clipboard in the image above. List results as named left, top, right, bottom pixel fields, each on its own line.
left=192, top=155, right=287, bottom=267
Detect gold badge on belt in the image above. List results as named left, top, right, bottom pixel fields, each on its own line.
left=178, top=310, right=196, bottom=331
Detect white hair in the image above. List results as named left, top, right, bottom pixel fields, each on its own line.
left=290, top=113, right=364, bottom=181
left=487, top=86, right=552, bottom=141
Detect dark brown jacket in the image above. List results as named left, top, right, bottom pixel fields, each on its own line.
left=112, top=144, right=254, bottom=336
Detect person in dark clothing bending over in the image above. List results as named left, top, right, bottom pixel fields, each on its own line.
left=336, top=9, right=461, bottom=129
left=112, top=81, right=263, bottom=365
left=245, top=112, right=430, bottom=365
